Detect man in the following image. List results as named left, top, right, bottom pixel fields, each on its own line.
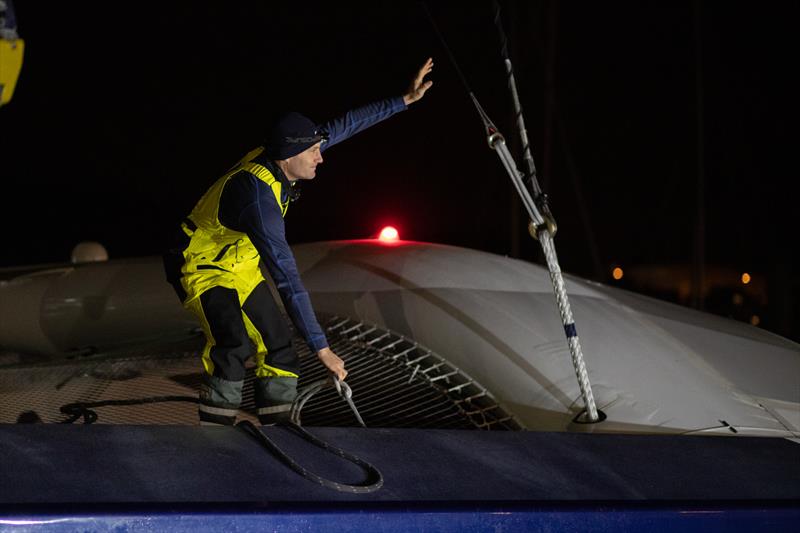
left=164, top=58, right=433, bottom=426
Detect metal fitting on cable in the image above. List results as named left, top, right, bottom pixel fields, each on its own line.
left=527, top=214, right=557, bottom=240
left=528, top=194, right=557, bottom=239
left=488, top=131, right=505, bottom=149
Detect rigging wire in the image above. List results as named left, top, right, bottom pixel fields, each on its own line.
left=491, top=0, right=542, bottom=198
left=421, top=1, right=601, bottom=423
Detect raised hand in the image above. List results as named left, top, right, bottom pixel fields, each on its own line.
left=403, top=57, right=434, bottom=105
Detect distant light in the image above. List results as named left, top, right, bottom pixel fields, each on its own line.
left=732, top=293, right=744, bottom=306
left=378, top=226, right=399, bottom=242
left=612, top=267, right=624, bottom=280
left=741, top=272, right=751, bottom=284
left=750, top=315, right=760, bottom=326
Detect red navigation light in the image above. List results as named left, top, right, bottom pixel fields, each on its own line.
left=378, top=226, right=399, bottom=242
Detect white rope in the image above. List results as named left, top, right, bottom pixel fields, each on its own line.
left=491, top=136, right=600, bottom=423
left=539, top=231, right=599, bottom=422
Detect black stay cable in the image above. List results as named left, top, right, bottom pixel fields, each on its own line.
left=419, top=2, right=498, bottom=134
left=419, top=2, right=472, bottom=99
left=421, top=1, right=545, bottom=200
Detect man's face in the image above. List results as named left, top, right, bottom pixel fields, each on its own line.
left=282, top=142, right=323, bottom=181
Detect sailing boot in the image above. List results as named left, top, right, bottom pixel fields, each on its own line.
left=254, top=376, right=298, bottom=425
left=198, top=374, right=243, bottom=426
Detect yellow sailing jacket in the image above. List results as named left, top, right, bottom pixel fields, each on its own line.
left=178, top=147, right=288, bottom=300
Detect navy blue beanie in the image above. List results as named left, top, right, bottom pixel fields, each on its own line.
left=263, top=112, right=328, bottom=160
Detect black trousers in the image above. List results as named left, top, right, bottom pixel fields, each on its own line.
left=199, top=282, right=299, bottom=381
left=191, top=282, right=300, bottom=425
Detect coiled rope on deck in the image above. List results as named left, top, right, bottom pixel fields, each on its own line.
left=58, top=377, right=383, bottom=492
left=236, top=419, right=382, bottom=494
left=238, top=376, right=381, bottom=494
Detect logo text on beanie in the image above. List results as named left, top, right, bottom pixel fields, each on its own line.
left=284, top=136, right=320, bottom=143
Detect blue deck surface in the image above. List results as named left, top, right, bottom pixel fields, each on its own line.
left=1, top=425, right=798, bottom=531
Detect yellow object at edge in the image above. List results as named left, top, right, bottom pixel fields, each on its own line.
left=0, top=38, right=24, bottom=106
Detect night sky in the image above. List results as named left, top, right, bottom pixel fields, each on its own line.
left=1, top=1, right=797, bottom=340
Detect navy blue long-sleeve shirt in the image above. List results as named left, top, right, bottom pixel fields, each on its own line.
left=218, top=96, right=406, bottom=352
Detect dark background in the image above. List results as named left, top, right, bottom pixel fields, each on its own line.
left=1, top=1, right=797, bottom=341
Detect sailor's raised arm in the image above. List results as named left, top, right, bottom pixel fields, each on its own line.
left=320, top=57, right=434, bottom=151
